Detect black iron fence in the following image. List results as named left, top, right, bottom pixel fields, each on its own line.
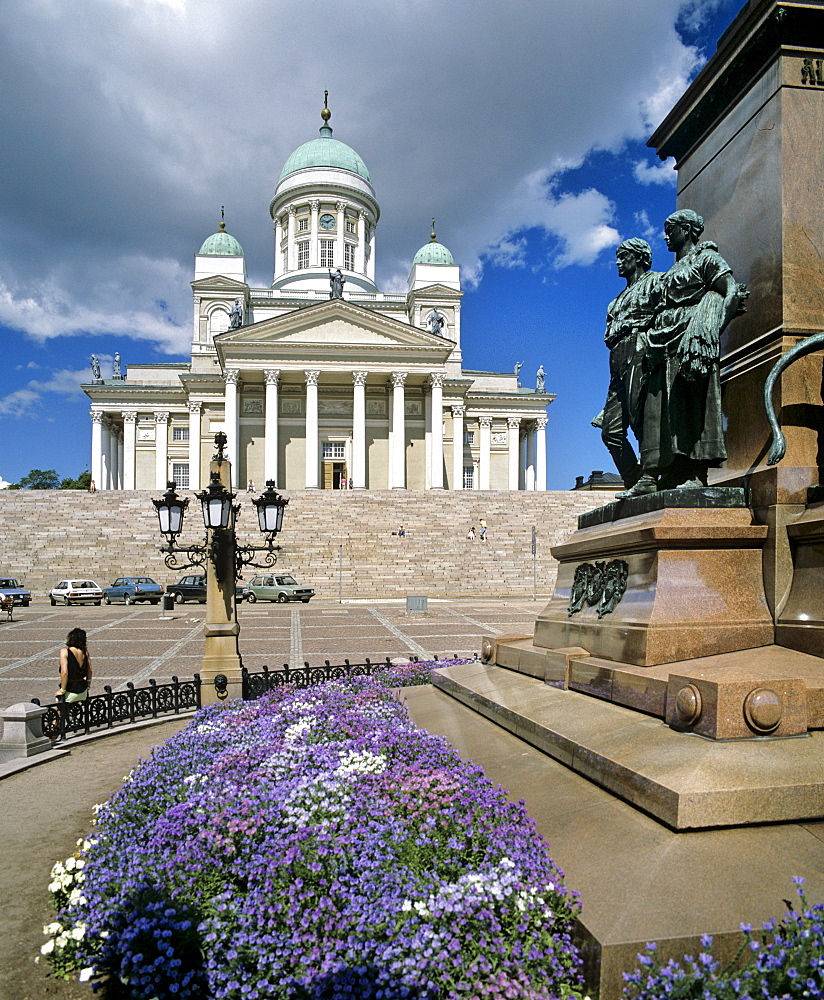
left=30, top=655, right=460, bottom=742
left=32, top=676, right=202, bottom=742
left=242, top=657, right=407, bottom=699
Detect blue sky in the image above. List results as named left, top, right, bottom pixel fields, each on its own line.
left=0, top=0, right=742, bottom=489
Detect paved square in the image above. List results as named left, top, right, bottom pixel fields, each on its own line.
left=0, top=599, right=542, bottom=709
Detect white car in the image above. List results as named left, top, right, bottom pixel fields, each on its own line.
left=49, top=580, right=104, bottom=606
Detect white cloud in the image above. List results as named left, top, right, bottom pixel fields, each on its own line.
left=0, top=0, right=708, bottom=347
left=0, top=368, right=92, bottom=417
left=633, top=158, right=678, bottom=186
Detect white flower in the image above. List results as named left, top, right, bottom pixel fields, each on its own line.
left=71, top=924, right=86, bottom=941
left=78, top=967, right=95, bottom=983
left=65, top=857, right=76, bottom=871
left=48, top=881, right=61, bottom=894
left=40, top=940, right=55, bottom=956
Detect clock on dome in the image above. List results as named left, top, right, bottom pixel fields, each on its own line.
left=320, top=214, right=335, bottom=230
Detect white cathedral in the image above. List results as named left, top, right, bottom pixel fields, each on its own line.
left=84, top=103, right=554, bottom=493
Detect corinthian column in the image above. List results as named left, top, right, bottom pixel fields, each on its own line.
left=507, top=417, right=521, bottom=491
left=264, top=370, right=280, bottom=486
left=429, top=373, right=445, bottom=489
left=188, top=402, right=202, bottom=490
left=223, top=369, right=239, bottom=488
left=390, top=372, right=407, bottom=489
left=90, top=411, right=104, bottom=491
left=154, top=411, right=169, bottom=490
left=305, top=370, right=320, bottom=489
left=451, top=405, right=465, bottom=490
left=478, top=416, right=492, bottom=490
left=535, top=415, right=548, bottom=491
left=122, top=411, right=137, bottom=491
left=352, top=370, right=367, bottom=489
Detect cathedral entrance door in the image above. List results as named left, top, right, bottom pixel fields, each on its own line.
left=322, top=461, right=347, bottom=489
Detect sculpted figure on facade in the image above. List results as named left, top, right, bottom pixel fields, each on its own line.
left=426, top=308, right=445, bottom=337
left=536, top=365, right=545, bottom=392
left=113, top=352, right=122, bottom=379
left=597, top=238, right=660, bottom=489
left=618, top=210, right=745, bottom=497
left=90, top=355, right=102, bottom=381
left=229, top=298, right=243, bottom=330
left=329, top=268, right=346, bottom=299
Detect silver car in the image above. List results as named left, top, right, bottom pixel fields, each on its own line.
left=245, top=574, right=314, bottom=604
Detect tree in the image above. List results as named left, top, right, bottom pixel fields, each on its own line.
left=17, top=469, right=60, bottom=490
left=59, top=470, right=92, bottom=490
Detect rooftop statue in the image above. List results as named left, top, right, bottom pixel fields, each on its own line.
left=536, top=365, right=545, bottom=392
left=113, top=352, right=122, bottom=379
left=329, top=268, right=346, bottom=299
left=597, top=238, right=660, bottom=490
left=617, top=210, right=747, bottom=498
left=90, top=355, right=101, bottom=381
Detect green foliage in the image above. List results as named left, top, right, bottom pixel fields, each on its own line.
left=59, top=470, right=92, bottom=490
left=17, top=468, right=61, bottom=489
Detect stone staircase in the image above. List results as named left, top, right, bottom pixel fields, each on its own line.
left=0, top=489, right=613, bottom=600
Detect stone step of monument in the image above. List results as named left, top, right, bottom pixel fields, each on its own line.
left=432, top=660, right=824, bottom=830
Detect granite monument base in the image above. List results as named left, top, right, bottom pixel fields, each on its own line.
left=531, top=489, right=774, bottom=668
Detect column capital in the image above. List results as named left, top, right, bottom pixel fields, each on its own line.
left=507, top=416, right=521, bottom=429
left=428, top=372, right=445, bottom=389
left=305, top=369, right=320, bottom=387
left=309, top=200, right=320, bottom=212
left=352, top=370, right=368, bottom=387
left=224, top=369, right=240, bottom=386
left=390, top=371, right=408, bottom=389
left=90, top=410, right=105, bottom=424
left=188, top=401, right=203, bottom=414
left=535, top=415, right=548, bottom=430
left=478, top=415, right=493, bottom=428
left=121, top=410, right=138, bottom=424
left=287, top=205, right=297, bottom=216
left=154, top=411, right=170, bottom=424
left=335, top=200, right=347, bottom=213
left=264, top=369, right=281, bottom=386
left=451, top=404, right=466, bottom=418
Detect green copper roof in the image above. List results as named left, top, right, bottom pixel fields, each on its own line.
left=413, top=240, right=454, bottom=266
left=199, top=228, right=244, bottom=256
left=279, top=124, right=371, bottom=182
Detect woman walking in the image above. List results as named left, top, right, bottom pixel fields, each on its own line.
left=56, top=628, right=92, bottom=703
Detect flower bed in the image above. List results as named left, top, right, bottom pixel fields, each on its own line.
left=623, top=879, right=824, bottom=1000
left=44, top=677, right=583, bottom=998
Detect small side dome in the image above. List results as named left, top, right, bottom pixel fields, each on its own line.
left=199, top=217, right=244, bottom=256
left=413, top=220, right=454, bottom=265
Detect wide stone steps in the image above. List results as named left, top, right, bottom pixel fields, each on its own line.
left=0, top=489, right=613, bottom=599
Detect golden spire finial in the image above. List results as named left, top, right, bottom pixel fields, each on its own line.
left=430, top=218, right=437, bottom=242
left=220, top=206, right=226, bottom=232
left=321, top=90, right=331, bottom=124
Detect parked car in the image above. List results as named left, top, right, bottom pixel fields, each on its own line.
left=245, top=574, right=315, bottom=604
left=0, top=577, right=31, bottom=606
left=102, top=577, right=164, bottom=605
left=49, top=580, right=104, bottom=606
left=166, top=574, right=247, bottom=605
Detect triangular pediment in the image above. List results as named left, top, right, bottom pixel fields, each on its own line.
left=215, top=299, right=453, bottom=355
left=413, top=282, right=462, bottom=298
left=191, top=275, right=248, bottom=292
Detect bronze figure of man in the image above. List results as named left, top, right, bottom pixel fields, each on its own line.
left=598, top=238, right=660, bottom=489
left=618, top=209, right=741, bottom=497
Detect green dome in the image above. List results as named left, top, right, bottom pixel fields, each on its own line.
left=199, top=225, right=243, bottom=256
left=199, top=227, right=244, bottom=256
left=413, top=240, right=454, bottom=266
left=279, top=124, right=370, bottom=182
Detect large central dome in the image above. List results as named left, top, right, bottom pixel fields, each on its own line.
left=279, top=123, right=371, bottom=182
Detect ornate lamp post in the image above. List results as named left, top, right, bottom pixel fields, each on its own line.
left=152, top=433, right=289, bottom=703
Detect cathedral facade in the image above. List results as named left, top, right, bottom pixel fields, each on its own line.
left=84, top=106, right=553, bottom=492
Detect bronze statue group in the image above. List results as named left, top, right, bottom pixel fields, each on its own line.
left=596, top=209, right=746, bottom=498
